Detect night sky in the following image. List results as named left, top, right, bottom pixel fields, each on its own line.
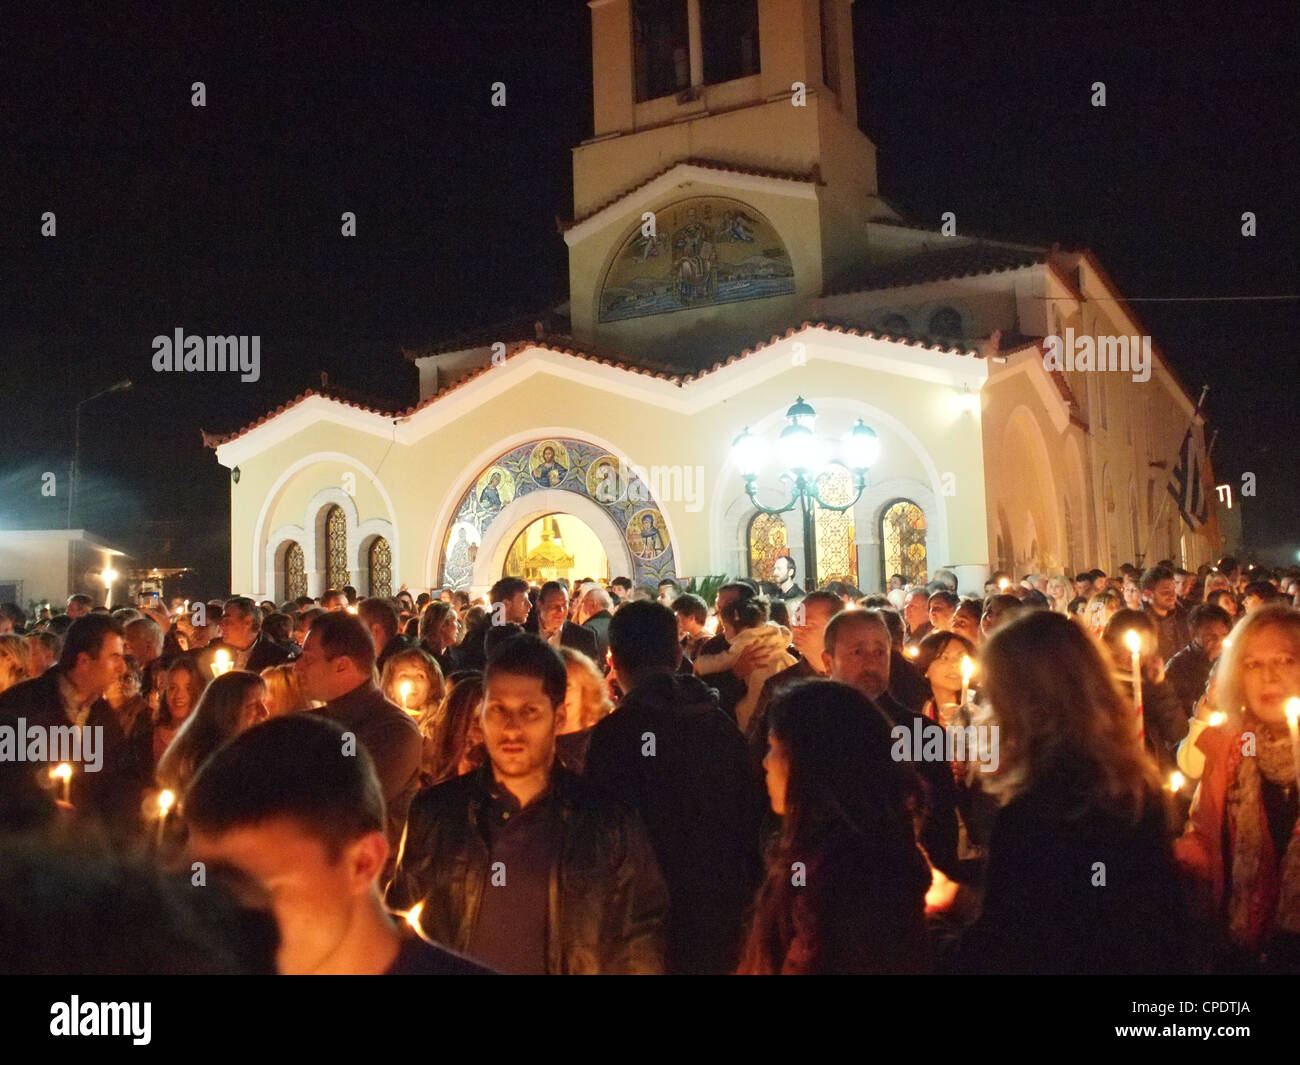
left=3, top=0, right=1296, bottom=597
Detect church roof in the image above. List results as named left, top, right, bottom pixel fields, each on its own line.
left=202, top=321, right=985, bottom=449
left=825, top=242, right=1046, bottom=296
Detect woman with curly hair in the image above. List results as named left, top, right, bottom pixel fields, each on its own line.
left=1176, top=604, right=1300, bottom=972
left=739, top=679, right=931, bottom=974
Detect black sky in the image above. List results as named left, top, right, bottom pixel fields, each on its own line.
left=2, top=0, right=1297, bottom=596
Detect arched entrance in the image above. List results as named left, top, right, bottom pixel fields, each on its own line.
left=504, top=513, right=611, bottom=583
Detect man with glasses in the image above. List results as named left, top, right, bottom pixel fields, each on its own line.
left=387, top=634, right=668, bottom=974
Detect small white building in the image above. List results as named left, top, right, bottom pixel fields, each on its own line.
left=0, top=530, right=129, bottom=612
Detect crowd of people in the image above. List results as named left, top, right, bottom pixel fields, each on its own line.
left=2, top=553, right=1300, bottom=975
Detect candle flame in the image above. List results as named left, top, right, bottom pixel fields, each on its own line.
left=157, top=789, right=176, bottom=817
left=398, top=680, right=412, bottom=699
left=346, top=605, right=358, bottom=615
left=1124, top=629, right=1141, bottom=654
left=905, top=645, right=919, bottom=659
left=998, top=578, right=1010, bottom=591
left=960, top=656, right=975, bottom=682
left=1208, top=711, right=1227, bottom=727
left=1169, top=772, right=1185, bottom=793
left=1287, top=698, right=1300, bottom=726
left=404, top=902, right=424, bottom=933
left=51, top=762, right=73, bottom=783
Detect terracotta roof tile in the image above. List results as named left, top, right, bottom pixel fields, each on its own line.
left=825, top=244, right=1045, bottom=296
left=206, top=323, right=982, bottom=448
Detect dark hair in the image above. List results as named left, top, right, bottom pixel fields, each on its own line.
left=610, top=577, right=632, bottom=592
left=740, top=680, right=927, bottom=975
left=609, top=600, right=681, bottom=680
left=671, top=592, right=708, bottom=626
left=1139, top=565, right=1175, bottom=592
left=57, top=614, right=124, bottom=672
left=1067, top=595, right=1089, bottom=616
left=914, top=630, right=976, bottom=679
left=1243, top=581, right=1277, bottom=602
left=357, top=597, right=399, bottom=643
left=927, top=590, right=959, bottom=611
left=224, top=596, right=262, bottom=632
left=872, top=605, right=904, bottom=646
left=307, top=612, right=375, bottom=674
left=538, top=580, right=567, bottom=604
left=823, top=608, right=888, bottom=657
left=1206, top=589, right=1237, bottom=612
left=775, top=555, right=796, bottom=577
left=801, top=589, right=845, bottom=618
left=483, top=621, right=524, bottom=659
left=262, top=612, right=292, bottom=644
left=722, top=596, right=769, bottom=632
left=484, top=634, right=567, bottom=710
left=159, top=658, right=209, bottom=727
left=296, top=606, right=326, bottom=631
left=489, top=577, right=529, bottom=604
left=718, top=581, right=757, bottom=605
left=1189, top=603, right=1232, bottom=630
left=768, top=599, right=790, bottom=628
left=658, top=577, right=682, bottom=591
left=186, top=715, right=385, bottom=859
left=158, top=670, right=266, bottom=796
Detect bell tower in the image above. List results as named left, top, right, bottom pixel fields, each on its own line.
left=567, top=1, right=888, bottom=366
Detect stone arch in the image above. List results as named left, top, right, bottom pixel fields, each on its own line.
left=1000, top=406, right=1063, bottom=573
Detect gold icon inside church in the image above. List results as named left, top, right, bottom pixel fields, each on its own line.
left=503, top=513, right=610, bottom=582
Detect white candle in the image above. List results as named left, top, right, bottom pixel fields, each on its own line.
left=156, top=789, right=175, bottom=850
left=51, top=762, right=73, bottom=805
left=399, top=680, right=413, bottom=714
left=1286, top=699, right=1300, bottom=794
left=1124, top=630, right=1144, bottom=743
left=960, top=655, right=974, bottom=709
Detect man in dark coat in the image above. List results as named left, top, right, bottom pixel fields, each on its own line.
left=295, top=612, right=421, bottom=858
left=196, top=597, right=291, bottom=678
left=526, top=581, right=598, bottom=661
left=823, top=608, right=960, bottom=880
left=1140, top=565, right=1192, bottom=664
left=388, top=635, right=667, bottom=974
left=584, top=601, right=765, bottom=975
left=0, top=614, right=145, bottom=836
left=578, top=585, right=615, bottom=667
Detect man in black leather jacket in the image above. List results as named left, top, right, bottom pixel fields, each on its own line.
left=386, top=634, right=668, bottom=974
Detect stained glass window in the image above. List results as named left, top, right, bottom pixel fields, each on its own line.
left=325, top=505, right=348, bottom=590
left=285, top=542, right=307, bottom=601
left=747, top=512, right=788, bottom=583
left=881, top=500, right=927, bottom=586
left=814, top=465, right=858, bottom=587
left=368, top=537, right=392, bottom=598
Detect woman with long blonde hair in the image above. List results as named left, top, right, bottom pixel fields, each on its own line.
left=1176, top=604, right=1300, bottom=971
left=956, top=611, right=1188, bottom=973
left=259, top=663, right=313, bottom=715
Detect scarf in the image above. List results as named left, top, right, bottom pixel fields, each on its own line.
left=1225, top=716, right=1300, bottom=950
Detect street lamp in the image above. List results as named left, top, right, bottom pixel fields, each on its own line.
left=68, top=380, right=132, bottom=529
left=732, top=397, right=879, bottom=590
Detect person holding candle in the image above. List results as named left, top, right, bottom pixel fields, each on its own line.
left=1175, top=604, right=1300, bottom=972
left=914, top=632, right=977, bottom=726
left=156, top=670, right=270, bottom=798
left=134, top=658, right=208, bottom=783
left=379, top=646, right=444, bottom=721
left=956, top=611, right=1189, bottom=974
left=197, top=597, right=292, bottom=679
left=1102, top=610, right=1187, bottom=772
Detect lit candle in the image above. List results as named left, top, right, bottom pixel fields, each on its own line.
left=1286, top=699, right=1300, bottom=795
left=398, top=680, right=413, bottom=714
left=156, top=788, right=176, bottom=850
left=960, top=655, right=974, bottom=708
left=402, top=901, right=437, bottom=945
left=1124, top=630, right=1144, bottom=744
left=211, top=649, right=232, bottom=678
left=905, top=645, right=920, bottom=659
left=346, top=605, right=358, bottom=615
left=50, top=762, right=73, bottom=805
left=998, top=578, right=1010, bottom=592
left=1168, top=771, right=1185, bottom=793
left=1208, top=711, right=1226, bottom=728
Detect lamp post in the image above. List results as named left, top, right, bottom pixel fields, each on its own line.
left=68, top=380, right=132, bottom=529
left=731, top=397, right=879, bottom=590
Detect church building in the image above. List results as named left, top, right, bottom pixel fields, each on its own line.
left=205, top=0, right=1220, bottom=600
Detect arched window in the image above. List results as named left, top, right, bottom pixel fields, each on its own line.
left=880, top=499, right=927, bottom=585
left=324, top=505, right=348, bottom=590
left=928, top=307, right=963, bottom=340
left=814, top=465, right=858, bottom=587
left=285, top=542, right=307, bottom=601
left=367, top=537, right=392, bottom=598
left=748, top=512, right=788, bottom=583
